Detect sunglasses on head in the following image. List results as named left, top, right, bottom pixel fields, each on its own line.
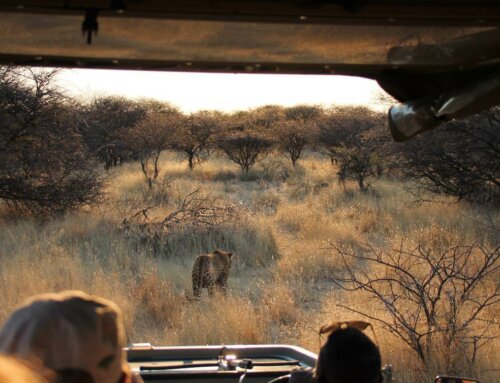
left=318, top=320, right=377, bottom=349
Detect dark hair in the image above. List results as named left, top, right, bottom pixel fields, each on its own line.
left=315, top=327, right=381, bottom=383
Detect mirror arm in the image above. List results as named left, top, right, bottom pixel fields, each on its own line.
left=388, top=69, right=500, bottom=141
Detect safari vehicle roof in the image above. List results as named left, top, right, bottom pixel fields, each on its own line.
left=0, top=0, right=499, bottom=138
left=1, top=1, right=498, bottom=74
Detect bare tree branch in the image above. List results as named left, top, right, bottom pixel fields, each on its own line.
left=329, top=242, right=499, bottom=370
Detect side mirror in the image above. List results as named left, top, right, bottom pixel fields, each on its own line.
left=435, top=375, right=480, bottom=383
left=387, top=69, right=500, bottom=142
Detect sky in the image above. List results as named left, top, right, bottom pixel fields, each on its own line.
left=56, top=69, right=386, bottom=113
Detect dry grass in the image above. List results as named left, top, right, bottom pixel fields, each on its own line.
left=171, top=295, right=273, bottom=345
left=0, top=152, right=498, bottom=383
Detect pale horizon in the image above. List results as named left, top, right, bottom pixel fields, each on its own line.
left=56, top=69, right=388, bottom=113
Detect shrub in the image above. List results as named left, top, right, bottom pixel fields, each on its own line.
left=398, top=107, right=500, bottom=204
left=330, top=242, right=499, bottom=373
left=0, top=67, right=103, bottom=216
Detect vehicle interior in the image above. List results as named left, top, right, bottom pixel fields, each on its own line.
left=0, top=2, right=498, bottom=383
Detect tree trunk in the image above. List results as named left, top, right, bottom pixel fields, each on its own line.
left=188, top=154, right=194, bottom=170
left=357, top=174, right=366, bottom=192
left=153, top=150, right=160, bottom=180
left=140, top=158, right=153, bottom=189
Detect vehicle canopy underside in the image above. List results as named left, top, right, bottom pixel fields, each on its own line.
left=0, top=1, right=499, bottom=138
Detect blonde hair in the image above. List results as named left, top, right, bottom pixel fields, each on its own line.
left=0, top=353, right=48, bottom=383
left=0, top=291, right=126, bottom=372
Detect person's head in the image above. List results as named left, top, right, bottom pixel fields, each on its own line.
left=0, top=291, right=127, bottom=383
left=315, top=326, right=381, bottom=383
left=0, top=353, right=49, bottom=383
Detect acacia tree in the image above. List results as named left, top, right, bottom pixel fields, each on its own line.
left=0, top=66, right=103, bottom=216
left=285, top=104, right=322, bottom=123
left=217, top=113, right=273, bottom=174
left=317, top=106, right=384, bottom=191
left=316, top=114, right=341, bottom=166
left=78, top=96, right=145, bottom=169
left=276, top=120, right=311, bottom=167
left=124, top=106, right=179, bottom=188
left=174, top=110, right=220, bottom=170
left=329, top=243, right=499, bottom=373
left=252, top=105, right=285, bottom=130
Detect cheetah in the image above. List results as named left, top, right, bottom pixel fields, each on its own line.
left=192, top=250, right=233, bottom=299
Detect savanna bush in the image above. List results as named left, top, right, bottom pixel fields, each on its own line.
left=259, top=158, right=295, bottom=183
left=158, top=221, right=279, bottom=269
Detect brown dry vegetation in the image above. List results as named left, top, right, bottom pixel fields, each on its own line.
left=0, top=151, right=498, bottom=383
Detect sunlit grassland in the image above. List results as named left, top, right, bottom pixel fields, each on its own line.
left=0, top=151, right=498, bottom=383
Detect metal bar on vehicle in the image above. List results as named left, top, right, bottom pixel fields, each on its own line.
left=250, top=361, right=300, bottom=367
left=0, top=1, right=499, bottom=25
left=139, top=359, right=301, bottom=371
left=140, top=363, right=219, bottom=371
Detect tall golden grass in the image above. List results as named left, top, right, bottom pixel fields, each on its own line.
left=0, top=151, right=497, bottom=383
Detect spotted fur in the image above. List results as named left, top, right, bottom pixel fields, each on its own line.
left=192, top=250, right=233, bottom=299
